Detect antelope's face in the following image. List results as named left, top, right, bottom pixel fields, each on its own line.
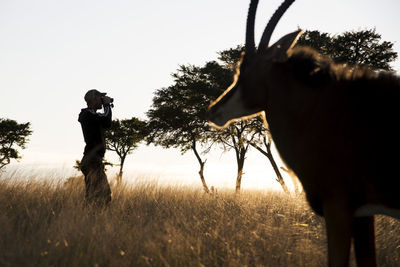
left=209, top=29, right=302, bottom=128
left=208, top=53, right=267, bottom=128
left=208, top=0, right=300, bottom=129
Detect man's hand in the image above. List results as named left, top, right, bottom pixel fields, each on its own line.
left=102, top=96, right=113, bottom=105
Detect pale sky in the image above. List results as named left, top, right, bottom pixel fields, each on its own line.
left=1, top=0, right=399, bottom=191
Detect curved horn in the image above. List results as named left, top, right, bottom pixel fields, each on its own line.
left=258, top=0, right=295, bottom=51
left=245, top=0, right=259, bottom=55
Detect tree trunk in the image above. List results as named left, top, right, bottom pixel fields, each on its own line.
left=267, top=152, right=289, bottom=194
left=234, top=140, right=247, bottom=193
left=263, top=136, right=289, bottom=194
left=250, top=136, right=290, bottom=194
left=281, top=167, right=301, bottom=194
left=192, top=143, right=210, bottom=193
left=198, top=161, right=209, bottom=193
left=117, top=155, right=126, bottom=185
left=235, top=156, right=245, bottom=192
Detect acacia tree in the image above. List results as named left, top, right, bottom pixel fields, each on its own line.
left=146, top=63, right=229, bottom=193
left=208, top=49, right=265, bottom=192
left=215, top=119, right=265, bottom=192
left=147, top=48, right=277, bottom=193
left=297, top=29, right=398, bottom=70
left=105, top=117, right=147, bottom=184
left=0, top=118, right=32, bottom=170
left=247, top=117, right=290, bottom=194
left=148, top=46, right=280, bottom=192
left=217, top=47, right=290, bottom=192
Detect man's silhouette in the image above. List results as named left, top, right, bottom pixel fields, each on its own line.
left=78, top=89, right=113, bottom=207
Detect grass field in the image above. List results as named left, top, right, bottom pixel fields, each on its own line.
left=1, top=175, right=400, bottom=266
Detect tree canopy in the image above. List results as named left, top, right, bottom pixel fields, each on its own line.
left=297, top=29, right=398, bottom=71
left=105, top=117, right=147, bottom=184
left=146, top=62, right=231, bottom=192
left=0, top=118, right=32, bottom=170
left=147, top=45, right=272, bottom=192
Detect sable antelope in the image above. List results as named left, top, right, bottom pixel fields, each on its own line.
left=208, top=0, right=400, bottom=266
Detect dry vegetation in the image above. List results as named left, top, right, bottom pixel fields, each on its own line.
left=1, top=175, right=399, bottom=267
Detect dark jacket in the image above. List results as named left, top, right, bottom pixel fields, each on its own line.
left=78, top=105, right=112, bottom=157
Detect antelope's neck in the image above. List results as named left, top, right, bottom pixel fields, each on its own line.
left=265, top=86, right=331, bottom=171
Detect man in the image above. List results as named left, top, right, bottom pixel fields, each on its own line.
left=78, top=89, right=113, bottom=207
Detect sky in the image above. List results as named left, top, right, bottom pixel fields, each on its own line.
left=1, top=0, right=400, bottom=191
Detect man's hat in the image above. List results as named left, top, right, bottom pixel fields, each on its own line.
left=84, top=89, right=106, bottom=103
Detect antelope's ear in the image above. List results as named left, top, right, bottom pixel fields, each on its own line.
left=267, top=29, right=303, bottom=62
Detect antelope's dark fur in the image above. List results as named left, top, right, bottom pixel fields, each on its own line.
left=209, top=0, right=400, bottom=265
left=268, top=46, right=400, bottom=215
left=286, top=46, right=398, bottom=87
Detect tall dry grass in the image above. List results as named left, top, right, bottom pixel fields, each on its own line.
left=0, top=175, right=399, bottom=267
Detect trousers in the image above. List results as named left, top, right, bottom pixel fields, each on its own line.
left=80, top=154, right=111, bottom=207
